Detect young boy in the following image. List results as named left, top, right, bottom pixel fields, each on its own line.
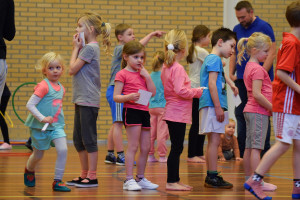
left=105, top=24, right=164, bottom=165
left=218, top=119, right=242, bottom=161
left=199, top=27, right=238, bottom=188
left=244, top=1, right=300, bottom=199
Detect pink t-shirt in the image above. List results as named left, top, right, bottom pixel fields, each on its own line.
left=115, top=68, right=149, bottom=111
left=161, top=62, right=202, bottom=124
left=34, top=80, right=65, bottom=98
left=243, top=62, right=272, bottom=116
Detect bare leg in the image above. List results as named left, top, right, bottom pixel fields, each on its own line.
left=206, top=133, right=220, bottom=171
left=243, top=148, right=251, bottom=176
left=107, top=126, right=114, bottom=150
left=136, top=128, right=150, bottom=176
left=113, top=122, right=124, bottom=152
left=293, top=140, right=300, bottom=179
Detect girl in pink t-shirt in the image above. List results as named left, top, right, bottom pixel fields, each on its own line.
left=237, top=32, right=276, bottom=191
left=114, top=41, right=158, bottom=191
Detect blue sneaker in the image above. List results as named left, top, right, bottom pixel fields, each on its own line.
left=53, top=181, right=71, bottom=192
left=116, top=156, right=125, bottom=166
left=104, top=155, right=116, bottom=164
left=24, top=171, right=35, bottom=187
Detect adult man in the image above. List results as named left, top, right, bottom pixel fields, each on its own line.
left=0, top=0, right=15, bottom=103
left=229, top=1, right=276, bottom=158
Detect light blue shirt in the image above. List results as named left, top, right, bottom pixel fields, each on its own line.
left=149, top=71, right=166, bottom=108
left=199, top=54, right=227, bottom=110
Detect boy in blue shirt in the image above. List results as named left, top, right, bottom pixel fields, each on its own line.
left=199, top=27, right=238, bottom=188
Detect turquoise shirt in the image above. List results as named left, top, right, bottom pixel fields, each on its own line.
left=149, top=71, right=166, bottom=108
left=25, top=78, right=65, bottom=130
left=199, top=54, right=227, bottom=110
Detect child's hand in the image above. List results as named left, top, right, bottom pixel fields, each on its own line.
left=231, top=85, right=239, bottom=96
left=72, top=33, right=82, bottom=49
left=139, top=66, right=150, bottom=78
left=151, top=30, right=166, bottom=38
left=218, top=157, right=226, bottom=161
left=235, top=157, right=243, bottom=161
left=42, top=116, right=53, bottom=124
left=215, top=106, right=224, bottom=122
left=128, top=93, right=140, bottom=102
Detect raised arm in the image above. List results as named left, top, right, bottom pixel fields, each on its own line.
left=139, top=31, right=165, bottom=46
left=69, top=33, right=85, bottom=75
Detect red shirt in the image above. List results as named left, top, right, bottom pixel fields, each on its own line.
left=272, top=32, right=300, bottom=114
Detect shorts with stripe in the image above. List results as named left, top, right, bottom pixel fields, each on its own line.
left=273, top=112, right=300, bottom=144
left=122, top=107, right=150, bottom=129
left=106, top=85, right=123, bottom=122
left=244, top=112, right=269, bottom=150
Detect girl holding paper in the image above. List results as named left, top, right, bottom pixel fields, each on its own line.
left=24, top=52, right=70, bottom=192
left=113, top=41, right=158, bottom=191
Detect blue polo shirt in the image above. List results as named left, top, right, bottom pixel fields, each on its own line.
left=233, top=16, right=275, bottom=80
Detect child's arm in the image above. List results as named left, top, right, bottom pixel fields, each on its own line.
left=218, top=140, right=226, bottom=161
left=233, top=136, right=242, bottom=161
left=252, top=80, right=272, bottom=112
left=113, top=81, right=140, bottom=103
left=139, top=31, right=165, bottom=46
left=229, top=53, right=237, bottom=82
left=277, top=69, right=300, bottom=94
left=139, top=66, right=156, bottom=96
left=26, top=94, right=53, bottom=123
left=69, top=33, right=86, bottom=75
left=225, top=73, right=239, bottom=96
left=208, top=72, right=224, bottom=122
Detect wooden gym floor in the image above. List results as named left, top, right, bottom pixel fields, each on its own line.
left=0, top=142, right=294, bottom=200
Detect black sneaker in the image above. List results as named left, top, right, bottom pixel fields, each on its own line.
left=25, top=141, right=33, bottom=151
left=75, top=178, right=98, bottom=188
left=66, top=177, right=84, bottom=186
left=104, top=155, right=116, bottom=164
left=116, top=156, right=125, bottom=166
left=204, top=175, right=233, bottom=189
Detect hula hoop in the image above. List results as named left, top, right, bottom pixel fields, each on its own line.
left=12, top=82, right=37, bottom=124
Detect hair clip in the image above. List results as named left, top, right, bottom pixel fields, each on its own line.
left=167, top=44, right=174, bottom=50
left=101, top=22, right=105, bottom=27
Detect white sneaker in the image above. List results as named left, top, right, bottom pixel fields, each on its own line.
left=137, top=178, right=159, bottom=190
left=123, top=179, right=142, bottom=191
left=0, top=143, right=12, bottom=150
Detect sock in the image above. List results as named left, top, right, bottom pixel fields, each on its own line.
left=25, top=167, right=34, bottom=174
left=80, top=170, right=88, bottom=179
left=107, top=150, right=114, bottom=157
left=136, top=175, right=144, bottom=181
left=294, top=179, right=300, bottom=187
left=207, top=170, right=218, bottom=178
left=126, top=176, right=134, bottom=181
left=117, top=151, right=125, bottom=158
left=87, top=171, right=97, bottom=180
left=252, top=172, right=264, bottom=182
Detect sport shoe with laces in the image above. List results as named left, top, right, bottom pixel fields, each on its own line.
left=204, top=174, right=233, bottom=189
left=292, top=181, right=300, bottom=199
left=104, top=155, right=116, bottom=164
left=24, top=171, right=35, bottom=187
left=0, top=142, right=12, bottom=150
left=123, top=179, right=142, bottom=191
left=137, top=178, right=159, bottom=190
left=116, top=156, right=125, bottom=165
left=53, top=181, right=71, bottom=192
left=66, top=177, right=84, bottom=186
left=244, top=176, right=272, bottom=200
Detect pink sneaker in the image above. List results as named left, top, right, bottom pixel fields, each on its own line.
left=158, top=157, right=167, bottom=163
left=261, top=181, right=277, bottom=191
left=244, top=176, right=272, bottom=200
left=0, top=143, right=12, bottom=150
left=292, top=181, right=300, bottom=199
left=147, top=155, right=158, bottom=162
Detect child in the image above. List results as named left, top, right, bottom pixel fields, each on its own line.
left=67, top=11, right=111, bottom=188
left=244, top=1, right=300, bottom=199
left=23, top=52, right=70, bottom=192
left=186, top=25, right=211, bottom=163
left=161, top=29, right=203, bottom=191
left=199, top=27, right=238, bottom=189
left=147, top=51, right=169, bottom=163
left=114, top=41, right=158, bottom=191
left=237, top=32, right=277, bottom=192
left=105, top=23, right=164, bottom=165
left=218, top=119, right=242, bottom=161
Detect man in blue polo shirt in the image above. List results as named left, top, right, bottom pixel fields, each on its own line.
left=229, top=1, right=276, bottom=158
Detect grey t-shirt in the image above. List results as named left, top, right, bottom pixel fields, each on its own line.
left=108, top=44, right=123, bottom=86
left=72, top=43, right=101, bottom=107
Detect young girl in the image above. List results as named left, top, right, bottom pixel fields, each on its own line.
left=147, top=51, right=169, bottom=163
left=67, top=11, right=111, bottom=188
left=23, top=52, right=70, bottom=192
left=237, top=32, right=276, bottom=191
left=186, top=25, right=210, bottom=163
left=113, top=41, right=158, bottom=191
left=161, top=29, right=203, bottom=191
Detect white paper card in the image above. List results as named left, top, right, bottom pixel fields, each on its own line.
left=79, top=32, right=85, bottom=47
left=135, top=89, right=152, bottom=106
left=232, top=94, right=242, bottom=107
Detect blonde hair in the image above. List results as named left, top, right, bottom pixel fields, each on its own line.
left=121, top=41, right=145, bottom=69
left=78, top=11, right=112, bottom=54
left=228, top=118, right=236, bottom=125
left=164, top=29, right=188, bottom=67
left=237, top=32, right=271, bottom=65
left=186, top=25, right=210, bottom=64
left=151, top=51, right=165, bottom=72
left=36, top=52, right=65, bottom=77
